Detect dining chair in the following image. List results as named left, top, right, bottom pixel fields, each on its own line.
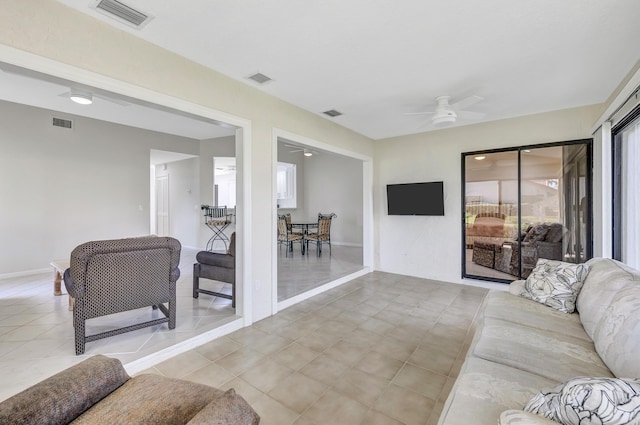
left=305, top=213, right=337, bottom=256
left=278, top=215, right=304, bottom=257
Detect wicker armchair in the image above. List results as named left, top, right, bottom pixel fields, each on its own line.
left=305, top=213, right=337, bottom=256
left=277, top=215, right=304, bottom=256
left=63, top=236, right=181, bottom=355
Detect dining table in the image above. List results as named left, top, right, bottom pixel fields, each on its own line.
left=290, top=221, right=318, bottom=255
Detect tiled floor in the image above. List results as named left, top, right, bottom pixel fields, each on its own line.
left=143, top=272, right=488, bottom=425
left=278, top=244, right=364, bottom=300
left=0, top=244, right=365, bottom=401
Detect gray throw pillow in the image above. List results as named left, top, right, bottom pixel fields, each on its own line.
left=524, top=376, right=640, bottom=425
left=519, top=259, right=590, bottom=313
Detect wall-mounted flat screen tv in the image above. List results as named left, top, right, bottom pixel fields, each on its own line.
left=387, top=181, right=445, bottom=216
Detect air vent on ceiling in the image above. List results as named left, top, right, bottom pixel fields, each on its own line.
left=52, top=117, right=73, bottom=129
left=323, top=109, right=343, bottom=117
left=93, top=0, right=152, bottom=28
left=247, top=73, right=273, bottom=85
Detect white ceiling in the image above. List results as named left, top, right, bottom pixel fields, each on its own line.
left=0, top=64, right=235, bottom=140
left=13, top=1, right=640, bottom=140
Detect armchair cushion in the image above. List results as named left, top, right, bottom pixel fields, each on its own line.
left=196, top=251, right=235, bottom=269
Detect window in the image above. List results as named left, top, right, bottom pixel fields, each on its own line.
left=462, top=140, right=592, bottom=283
left=277, top=162, right=297, bottom=208
left=213, top=157, right=236, bottom=208
left=613, top=108, right=640, bottom=269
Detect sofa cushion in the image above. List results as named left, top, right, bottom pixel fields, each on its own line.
left=577, top=258, right=640, bottom=340
left=592, top=283, right=640, bottom=379
left=524, top=376, right=640, bottom=425
left=0, top=355, right=129, bottom=425
left=71, top=374, right=227, bottom=424
left=186, top=389, right=259, bottom=425
left=437, top=357, right=558, bottom=425
left=523, top=224, right=549, bottom=242
left=544, top=223, right=564, bottom=244
left=473, top=318, right=613, bottom=382
left=519, top=259, right=590, bottom=313
left=499, top=410, right=562, bottom=425
left=483, top=291, right=590, bottom=341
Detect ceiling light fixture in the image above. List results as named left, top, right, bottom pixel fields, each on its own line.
left=474, top=156, right=486, bottom=160
left=303, top=150, right=313, bottom=157
left=69, top=91, right=93, bottom=105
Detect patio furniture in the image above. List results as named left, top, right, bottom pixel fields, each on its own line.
left=201, top=204, right=233, bottom=251
left=63, top=236, right=181, bottom=355
left=278, top=215, right=304, bottom=256
left=305, top=213, right=337, bottom=256
left=193, top=232, right=236, bottom=307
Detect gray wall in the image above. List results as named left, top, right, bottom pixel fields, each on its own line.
left=0, top=100, right=199, bottom=274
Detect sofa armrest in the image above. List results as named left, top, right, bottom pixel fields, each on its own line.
left=508, top=280, right=526, bottom=296
left=186, top=389, right=259, bottom=425
left=0, top=355, right=129, bottom=425
left=500, top=410, right=559, bottom=425
left=196, top=251, right=235, bottom=269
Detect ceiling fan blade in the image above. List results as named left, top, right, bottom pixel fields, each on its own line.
left=451, top=95, right=483, bottom=111
left=458, top=110, right=486, bottom=120
left=402, top=111, right=436, bottom=116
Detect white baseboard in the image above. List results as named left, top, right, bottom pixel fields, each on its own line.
left=124, top=316, right=244, bottom=375
left=332, top=242, right=363, bottom=248
left=0, top=267, right=51, bottom=280
left=277, top=267, right=371, bottom=311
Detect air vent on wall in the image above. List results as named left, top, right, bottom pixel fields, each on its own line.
left=247, top=73, right=273, bottom=85
left=93, top=0, right=153, bottom=28
left=323, top=109, right=343, bottom=117
left=52, top=117, right=73, bottom=129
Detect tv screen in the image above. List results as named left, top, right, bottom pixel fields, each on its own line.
left=387, top=181, right=445, bottom=216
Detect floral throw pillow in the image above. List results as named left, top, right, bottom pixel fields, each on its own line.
left=524, top=377, right=640, bottom=425
left=520, top=259, right=590, bottom=313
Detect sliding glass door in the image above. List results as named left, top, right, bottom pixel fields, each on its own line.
left=462, top=140, right=592, bottom=283
left=613, top=111, right=640, bottom=269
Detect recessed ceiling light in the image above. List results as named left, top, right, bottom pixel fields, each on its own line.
left=474, top=156, right=486, bottom=160
left=69, top=91, right=93, bottom=105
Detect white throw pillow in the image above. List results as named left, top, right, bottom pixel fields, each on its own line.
left=519, top=259, right=590, bottom=313
left=524, top=376, right=640, bottom=425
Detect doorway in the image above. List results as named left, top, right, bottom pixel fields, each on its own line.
left=155, top=175, right=169, bottom=236
left=273, top=130, right=374, bottom=308
left=462, top=139, right=592, bottom=283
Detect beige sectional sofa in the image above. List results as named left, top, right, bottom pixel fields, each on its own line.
left=438, top=257, right=640, bottom=425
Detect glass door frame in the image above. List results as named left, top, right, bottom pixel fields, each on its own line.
left=461, top=138, right=593, bottom=284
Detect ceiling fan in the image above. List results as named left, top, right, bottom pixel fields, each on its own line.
left=404, top=95, right=486, bottom=127
left=284, top=143, right=319, bottom=157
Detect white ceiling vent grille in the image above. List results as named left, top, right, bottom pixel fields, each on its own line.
left=52, top=117, right=73, bottom=129
left=323, top=109, right=343, bottom=117
left=93, top=0, right=153, bottom=28
left=247, top=73, right=273, bottom=85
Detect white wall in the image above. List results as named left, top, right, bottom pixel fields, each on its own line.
left=374, top=105, right=602, bottom=286
left=154, top=158, right=200, bottom=248
left=0, top=100, right=199, bottom=274
left=303, top=154, right=364, bottom=246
